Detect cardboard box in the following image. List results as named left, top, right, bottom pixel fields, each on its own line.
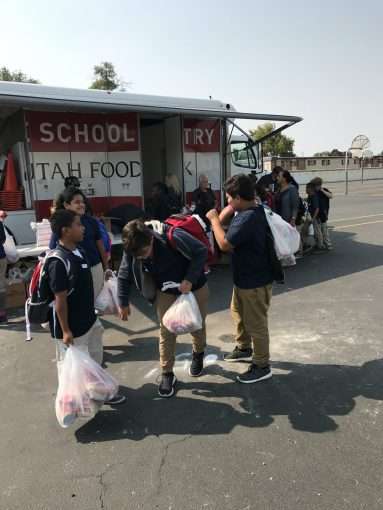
left=6, top=282, right=27, bottom=309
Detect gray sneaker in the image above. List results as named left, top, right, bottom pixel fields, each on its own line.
left=223, top=346, right=253, bottom=362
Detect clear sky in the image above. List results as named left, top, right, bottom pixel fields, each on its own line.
left=2, top=0, right=382, bottom=155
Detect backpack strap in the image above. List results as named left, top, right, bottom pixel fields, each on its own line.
left=43, top=248, right=77, bottom=296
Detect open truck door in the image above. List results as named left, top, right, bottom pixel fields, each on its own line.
left=226, top=115, right=302, bottom=178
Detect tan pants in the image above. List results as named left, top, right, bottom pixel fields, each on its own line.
left=56, top=319, right=104, bottom=376
left=313, top=218, right=332, bottom=249
left=156, top=284, right=209, bottom=373
left=320, top=221, right=332, bottom=248
left=231, top=285, right=272, bottom=367
left=0, top=257, right=6, bottom=312
left=91, top=263, right=104, bottom=301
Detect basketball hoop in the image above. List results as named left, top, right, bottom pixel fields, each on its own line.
left=345, top=135, right=370, bottom=194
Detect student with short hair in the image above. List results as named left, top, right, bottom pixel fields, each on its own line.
left=117, top=219, right=208, bottom=398
left=311, top=177, right=333, bottom=250
left=258, top=166, right=282, bottom=194
left=306, top=182, right=325, bottom=250
left=207, top=174, right=274, bottom=384
left=48, top=209, right=125, bottom=405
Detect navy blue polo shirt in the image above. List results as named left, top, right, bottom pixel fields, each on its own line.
left=47, top=247, right=96, bottom=339
left=49, top=214, right=102, bottom=267
left=226, top=206, right=273, bottom=289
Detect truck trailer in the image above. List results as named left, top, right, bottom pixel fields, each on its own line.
left=0, top=82, right=302, bottom=244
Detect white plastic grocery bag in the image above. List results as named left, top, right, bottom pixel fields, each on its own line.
left=3, top=227, right=19, bottom=264
left=55, top=345, right=118, bottom=428
left=95, top=270, right=119, bottom=315
left=263, top=207, right=300, bottom=259
left=161, top=282, right=203, bottom=335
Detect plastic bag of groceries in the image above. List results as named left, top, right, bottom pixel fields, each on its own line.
left=263, top=206, right=300, bottom=259
left=95, top=270, right=119, bottom=315
left=4, top=227, right=19, bottom=264
left=161, top=282, right=202, bottom=335
left=55, top=345, right=118, bottom=428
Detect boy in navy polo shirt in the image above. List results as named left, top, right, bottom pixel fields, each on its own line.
left=48, top=209, right=125, bottom=405
left=207, top=174, right=274, bottom=384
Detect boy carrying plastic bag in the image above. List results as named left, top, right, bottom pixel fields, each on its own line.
left=46, top=210, right=126, bottom=427
left=56, top=345, right=118, bottom=428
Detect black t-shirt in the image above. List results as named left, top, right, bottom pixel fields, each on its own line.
left=258, top=174, right=279, bottom=193
left=318, top=188, right=330, bottom=221
left=226, top=207, right=273, bottom=289
left=192, top=188, right=216, bottom=221
left=47, top=247, right=96, bottom=339
left=146, top=195, right=172, bottom=222
left=307, top=194, right=320, bottom=218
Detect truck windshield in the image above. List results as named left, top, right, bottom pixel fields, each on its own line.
left=231, top=141, right=257, bottom=169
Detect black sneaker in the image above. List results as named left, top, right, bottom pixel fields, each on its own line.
left=158, top=372, right=177, bottom=398
left=223, top=346, right=253, bottom=362
left=189, top=351, right=204, bottom=377
left=104, top=393, right=127, bottom=405
left=237, top=364, right=272, bottom=384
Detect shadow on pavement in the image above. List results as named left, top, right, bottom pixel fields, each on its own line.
left=75, top=357, right=383, bottom=442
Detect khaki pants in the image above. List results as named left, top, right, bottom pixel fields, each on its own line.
left=56, top=319, right=104, bottom=376
left=313, top=218, right=325, bottom=249
left=156, top=284, right=209, bottom=373
left=0, top=257, right=6, bottom=312
left=91, top=263, right=104, bottom=301
left=231, top=285, right=272, bottom=367
left=320, top=221, right=332, bottom=248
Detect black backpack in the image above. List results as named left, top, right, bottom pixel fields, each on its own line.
left=296, top=197, right=307, bottom=226
left=25, top=248, right=76, bottom=340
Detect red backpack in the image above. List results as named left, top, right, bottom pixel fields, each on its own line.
left=164, top=214, right=214, bottom=265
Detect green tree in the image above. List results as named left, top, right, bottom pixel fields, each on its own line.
left=250, top=122, right=295, bottom=156
left=0, top=66, right=39, bottom=84
left=89, top=62, right=119, bottom=91
left=314, top=149, right=343, bottom=157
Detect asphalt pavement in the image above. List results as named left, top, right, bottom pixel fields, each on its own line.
left=1, top=180, right=383, bottom=510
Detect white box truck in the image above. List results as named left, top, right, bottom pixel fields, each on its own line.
left=0, top=82, right=302, bottom=244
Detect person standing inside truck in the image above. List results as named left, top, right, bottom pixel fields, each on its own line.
left=50, top=187, right=108, bottom=299
left=191, top=175, right=217, bottom=226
